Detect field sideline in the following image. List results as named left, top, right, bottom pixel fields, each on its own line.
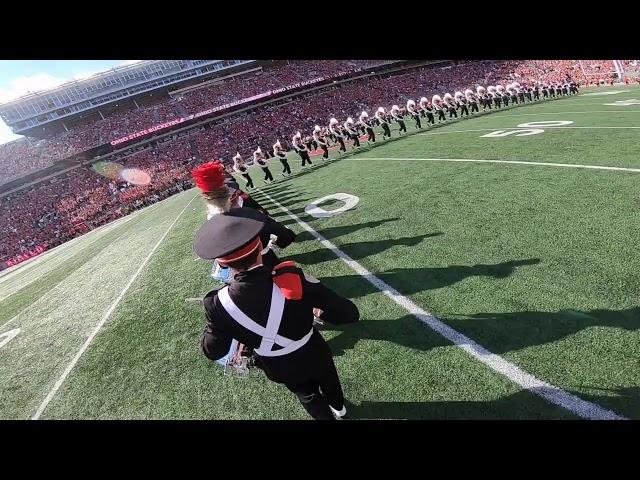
left=1, top=86, right=638, bottom=420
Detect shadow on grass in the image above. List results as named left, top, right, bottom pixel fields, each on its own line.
left=288, top=233, right=443, bottom=266
left=323, top=314, right=449, bottom=357
left=294, top=217, right=401, bottom=242
left=320, top=258, right=541, bottom=299
left=344, top=389, right=574, bottom=420
left=345, top=385, right=635, bottom=420
left=451, top=306, right=640, bottom=355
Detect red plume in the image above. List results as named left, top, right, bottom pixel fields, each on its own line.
left=192, top=161, right=226, bottom=193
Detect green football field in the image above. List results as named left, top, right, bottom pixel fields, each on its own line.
left=1, top=86, right=638, bottom=420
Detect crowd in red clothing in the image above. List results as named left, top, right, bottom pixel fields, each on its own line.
left=0, top=60, right=392, bottom=186
left=0, top=59, right=628, bottom=264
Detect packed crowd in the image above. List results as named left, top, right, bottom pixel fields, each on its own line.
left=0, top=60, right=393, bottom=186
left=0, top=59, right=623, bottom=264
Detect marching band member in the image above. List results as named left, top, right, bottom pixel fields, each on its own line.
left=443, top=93, right=458, bottom=118
left=569, top=80, right=579, bottom=95
left=506, top=83, right=519, bottom=104
left=432, top=95, right=447, bottom=121
left=313, top=125, right=330, bottom=160
left=515, top=82, right=525, bottom=102
left=420, top=97, right=435, bottom=124
left=359, top=111, right=376, bottom=143
left=523, top=83, right=533, bottom=102
left=476, top=85, right=491, bottom=110
left=532, top=82, right=541, bottom=100
left=406, top=99, right=422, bottom=128
left=375, top=107, right=392, bottom=139
left=465, top=89, right=479, bottom=113
left=541, top=82, right=549, bottom=98
left=486, top=85, right=498, bottom=109
left=455, top=91, right=469, bottom=116
left=305, top=134, right=317, bottom=152
left=343, top=117, right=361, bottom=148
left=329, top=118, right=347, bottom=153
left=496, top=84, right=508, bottom=107
left=390, top=105, right=407, bottom=134
left=192, top=161, right=293, bottom=282
left=253, top=147, right=274, bottom=183
left=195, top=210, right=360, bottom=420
left=273, top=140, right=292, bottom=176
left=292, top=131, right=313, bottom=167
left=233, top=153, right=254, bottom=189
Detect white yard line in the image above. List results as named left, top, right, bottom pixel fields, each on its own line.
left=491, top=110, right=640, bottom=118
left=345, top=157, right=640, bottom=173
left=0, top=203, right=160, bottom=283
left=258, top=191, right=628, bottom=421
left=31, top=193, right=198, bottom=420
left=0, top=211, right=157, bottom=331
left=417, top=126, right=640, bottom=137
left=0, top=204, right=162, bottom=303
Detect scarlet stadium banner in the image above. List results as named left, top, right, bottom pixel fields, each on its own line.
left=0, top=244, right=48, bottom=271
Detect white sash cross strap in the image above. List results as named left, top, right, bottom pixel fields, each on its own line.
left=217, top=284, right=313, bottom=357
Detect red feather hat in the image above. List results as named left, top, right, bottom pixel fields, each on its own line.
left=192, top=161, right=227, bottom=194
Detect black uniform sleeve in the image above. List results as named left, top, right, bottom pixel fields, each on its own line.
left=201, top=295, right=233, bottom=361
left=303, top=275, right=360, bottom=325
left=264, top=217, right=296, bottom=249
left=243, top=195, right=270, bottom=216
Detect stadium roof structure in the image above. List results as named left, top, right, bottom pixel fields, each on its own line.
left=0, top=60, right=257, bottom=135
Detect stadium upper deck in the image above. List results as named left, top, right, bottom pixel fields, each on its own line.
left=0, top=60, right=256, bottom=136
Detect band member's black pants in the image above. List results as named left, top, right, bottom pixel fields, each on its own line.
left=470, top=102, right=479, bottom=113
left=261, top=167, right=273, bottom=182
left=279, top=158, right=291, bottom=175
left=483, top=100, right=492, bottom=110
left=284, top=353, right=345, bottom=421
left=366, top=127, right=376, bottom=142
left=426, top=113, right=435, bottom=124
left=503, top=96, right=509, bottom=106
left=459, top=104, right=469, bottom=116
left=381, top=123, right=391, bottom=138
left=337, top=137, right=346, bottom=152
left=241, top=173, right=254, bottom=189
left=494, top=97, right=501, bottom=108
left=412, top=113, right=422, bottom=128
left=299, top=151, right=312, bottom=166
left=519, top=93, right=525, bottom=102
left=448, top=107, right=458, bottom=118
left=511, top=95, right=518, bottom=104
left=534, top=91, right=540, bottom=100
left=437, top=110, right=446, bottom=121
left=320, top=144, right=329, bottom=159
left=349, top=133, right=360, bottom=147
left=397, top=120, right=407, bottom=133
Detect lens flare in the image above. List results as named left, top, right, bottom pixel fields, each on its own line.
left=119, top=168, right=152, bottom=186
left=92, top=161, right=124, bottom=180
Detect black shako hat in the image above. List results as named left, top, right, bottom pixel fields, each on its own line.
left=194, top=207, right=268, bottom=263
